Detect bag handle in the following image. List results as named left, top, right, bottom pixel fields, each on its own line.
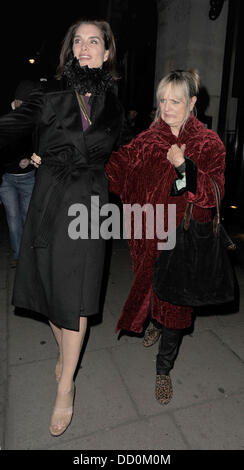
left=210, top=177, right=220, bottom=234
left=184, top=176, right=220, bottom=233
left=184, top=177, right=236, bottom=250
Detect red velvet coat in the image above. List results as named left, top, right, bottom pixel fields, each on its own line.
left=105, top=116, right=226, bottom=333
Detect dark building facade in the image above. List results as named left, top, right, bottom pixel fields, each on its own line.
left=1, top=0, right=243, bottom=220
left=218, top=0, right=244, bottom=220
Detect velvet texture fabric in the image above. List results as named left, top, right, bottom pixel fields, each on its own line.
left=106, top=115, right=226, bottom=333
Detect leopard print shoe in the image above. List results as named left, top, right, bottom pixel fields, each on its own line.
left=155, top=374, right=173, bottom=405
left=143, top=323, right=161, bottom=347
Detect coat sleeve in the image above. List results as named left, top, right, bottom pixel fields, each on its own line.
left=105, top=139, right=136, bottom=196
left=185, top=133, right=226, bottom=208
left=0, top=87, right=44, bottom=149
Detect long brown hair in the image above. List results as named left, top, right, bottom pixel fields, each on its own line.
left=56, top=19, right=119, bottom=79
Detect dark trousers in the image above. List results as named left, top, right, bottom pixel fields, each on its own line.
left=148, top=297, right=182, bottom=375
left=156, top=325, right=182, bottom=375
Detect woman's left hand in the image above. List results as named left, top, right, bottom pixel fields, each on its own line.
left=167, top=143, right=186, bottom=168
left=19, top=158, right=31, bottom=169
left=30, top=153, right=42, bottom=168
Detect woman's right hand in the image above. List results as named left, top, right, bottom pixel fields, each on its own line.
left=167, top=144, right=186, bottom=168
left=31, top=153, right=42, bottom=168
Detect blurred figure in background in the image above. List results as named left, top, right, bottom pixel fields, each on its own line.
left=127, top=109, right=139, bottom=135
left=122, top=108, right=140, bottom=142
left=0, top=80, right=36, bottom=265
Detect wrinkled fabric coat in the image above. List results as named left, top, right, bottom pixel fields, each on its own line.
left=106, top=116, right=226, bottom=333
left=0, top=79, right=124, bottom=330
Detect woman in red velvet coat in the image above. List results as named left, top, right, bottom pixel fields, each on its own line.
left=105, top=70, right=226, bottom=404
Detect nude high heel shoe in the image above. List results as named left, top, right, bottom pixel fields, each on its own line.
left=49, top=383, right=75, bottom=436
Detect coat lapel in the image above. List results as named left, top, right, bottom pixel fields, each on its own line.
left=49, top=90, right=86, bottom=153
left=48, top=88, right=122, bottom=155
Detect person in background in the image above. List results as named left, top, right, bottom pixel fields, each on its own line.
left=120, top=108, right=140, bottom=144
left=0, top=80, right=36, bottom=266
left=148, top=106, right=156, bottom=122
left=105, top=69, right=226, bottom=405
left=126, top=108, right=139, bottom=135
left=0, top=19, right=124, bottom=436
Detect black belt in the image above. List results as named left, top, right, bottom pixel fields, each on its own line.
left=33, top=159, right=104, bottom=248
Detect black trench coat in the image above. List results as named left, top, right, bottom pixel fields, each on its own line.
left=0, top=79, right=124, bottom=330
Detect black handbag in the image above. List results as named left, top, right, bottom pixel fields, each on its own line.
left=152, top=178, right=236, bottom=307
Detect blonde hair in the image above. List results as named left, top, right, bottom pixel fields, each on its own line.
left=154, top=69, right=200, bottom=126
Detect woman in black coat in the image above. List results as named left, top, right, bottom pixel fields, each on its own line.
left=0, top=19, right=124, bottom=436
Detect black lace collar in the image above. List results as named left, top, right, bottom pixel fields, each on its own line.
left=62, top=56, right=114, bottom=95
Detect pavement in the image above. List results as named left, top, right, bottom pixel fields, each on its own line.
left=0, top=204, right=244, bottom=453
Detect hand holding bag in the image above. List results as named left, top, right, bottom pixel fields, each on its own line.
left=152, top=178, right=236, bottom=307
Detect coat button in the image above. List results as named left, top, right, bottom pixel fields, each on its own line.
left=105, top=127, right=111, bottom=134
